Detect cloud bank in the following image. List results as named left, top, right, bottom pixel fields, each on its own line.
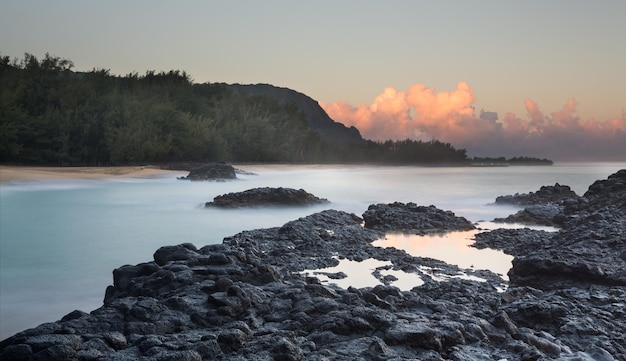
left=320, top=82, right=626, bottom=161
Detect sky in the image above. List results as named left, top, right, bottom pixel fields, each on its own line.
left=1, top=0, right=625, bottom=161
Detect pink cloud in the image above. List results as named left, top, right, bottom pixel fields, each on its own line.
left=320, top=83, right=626, bottom=161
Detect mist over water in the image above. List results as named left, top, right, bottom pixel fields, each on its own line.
left=0, top=163, right=622, bottom=339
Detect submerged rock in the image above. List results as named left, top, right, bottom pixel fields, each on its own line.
left=205, top=187, right=329, bottom=207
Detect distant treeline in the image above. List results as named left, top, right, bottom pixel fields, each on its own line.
left=470, top=156, right=553, bottom=165
left=0, top=53, right=546, bottom=166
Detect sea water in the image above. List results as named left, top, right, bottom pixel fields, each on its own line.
left=0, top=163, right=623, bottom=339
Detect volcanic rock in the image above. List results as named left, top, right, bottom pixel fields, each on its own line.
left=2, top=170, right=626, bottom=359
left=0, top=207, right=506, bottom=360
left=205, top=187, right=329, bottom=207
left=494, top=183, right=582, bottom=227
left=363, top=202, right=475, bottom=234
left=494, top=203, right=566, bottom=226
left=495, top=183, right=579, bottom=206
left=506, top=169, right=626, bottom=289
left=178, top=162, right=237, bottom=181
left=475, top=170, right=626, bottom=357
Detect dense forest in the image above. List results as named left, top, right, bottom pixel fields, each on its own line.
left=1, top=53, right=539, bottom=166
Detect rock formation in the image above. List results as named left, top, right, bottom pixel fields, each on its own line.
left=475, top=169, right=626, bottom=358
left=2, top=170, right=625, bottom=360
left=493, top=183, right=582, bottom=227
left=363, top=202, right=476, bottom=234
left=178, top=162, right=237, bottom=181
left=205, top=187, right=329, bottom=208
left=494, top=183, right=579, bottom=206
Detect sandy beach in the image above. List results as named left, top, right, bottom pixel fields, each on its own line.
left=0, top=165, right=186, bottom=183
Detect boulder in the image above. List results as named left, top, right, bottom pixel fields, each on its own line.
left=493, top=183, right=582, bottom=227
left=178, top=162, right=237, bottom=181
left=363, top=202, right=475, bottom=234
left=494, top=203, right=565, bottom=226
left=495, top=183, right=579, bottom=205
left=473, top=228, right=556, bottom=256
left=205, top=187, right=329, bottom=207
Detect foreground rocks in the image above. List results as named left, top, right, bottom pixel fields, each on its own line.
left=482, top=169, right=626, bottom=289
left=2, top=171, right=625, bottom=360
left=474, top=169, right=626, bottom=358
left=0, top=208, right=501, bottom=361
left=508, top=170, right=626, bottom=289
left=206, top=187, right=329, bottom=208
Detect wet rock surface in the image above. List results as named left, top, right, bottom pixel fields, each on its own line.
left=206, top=187, right=329, bottom=208
left=476, top=169, right=626, bottom=358
left=495, top=183, right=579, bottom=206
left=2, top=170, right=625, bottom=360
left=494, top=183, right=582, bottom=226
left=494, top=203, right=567, bottom=226
left=481, top=169, right=626, bottom=289
left=363, top=202, right=476, bottom=234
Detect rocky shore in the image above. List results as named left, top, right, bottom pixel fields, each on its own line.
left=1, top=170, right=624, bottom=360
left=493, top=183, right=582, bottom=227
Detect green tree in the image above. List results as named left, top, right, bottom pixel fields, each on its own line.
left=0, top=53, right=476, bottom=166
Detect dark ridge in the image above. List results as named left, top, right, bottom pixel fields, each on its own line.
left=226, top=83, right=364, bottom=144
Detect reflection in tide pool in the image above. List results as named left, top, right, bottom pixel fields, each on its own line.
left=373, top=222, right=558, bottom=280
left=302, top=258, right=403, bottom=289
left=374, top=228, right=511, bottom=279
left=302, top=222, right=559, bottom=291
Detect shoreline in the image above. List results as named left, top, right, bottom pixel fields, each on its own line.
left=0, top=165, right=186, bottom=183
left=1, top=170, right=624, bottom=357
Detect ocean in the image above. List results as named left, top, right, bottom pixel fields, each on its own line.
left=0, top=163, right=623, bottom=339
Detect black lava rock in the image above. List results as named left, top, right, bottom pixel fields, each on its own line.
left=178, top=162, right=237, bottom=181
left=3, top=170, right=625, bottom=360
left=205, top=187, right=329, bottom=207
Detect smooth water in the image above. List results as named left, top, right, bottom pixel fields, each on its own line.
left=0, top=163, right=622, bottom=339
left=302, top=221, right=558, bottom=292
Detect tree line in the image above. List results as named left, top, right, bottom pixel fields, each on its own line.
left=470, top=156, right=553, bottom=165
left=1, top=53, right=472, bottom=166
